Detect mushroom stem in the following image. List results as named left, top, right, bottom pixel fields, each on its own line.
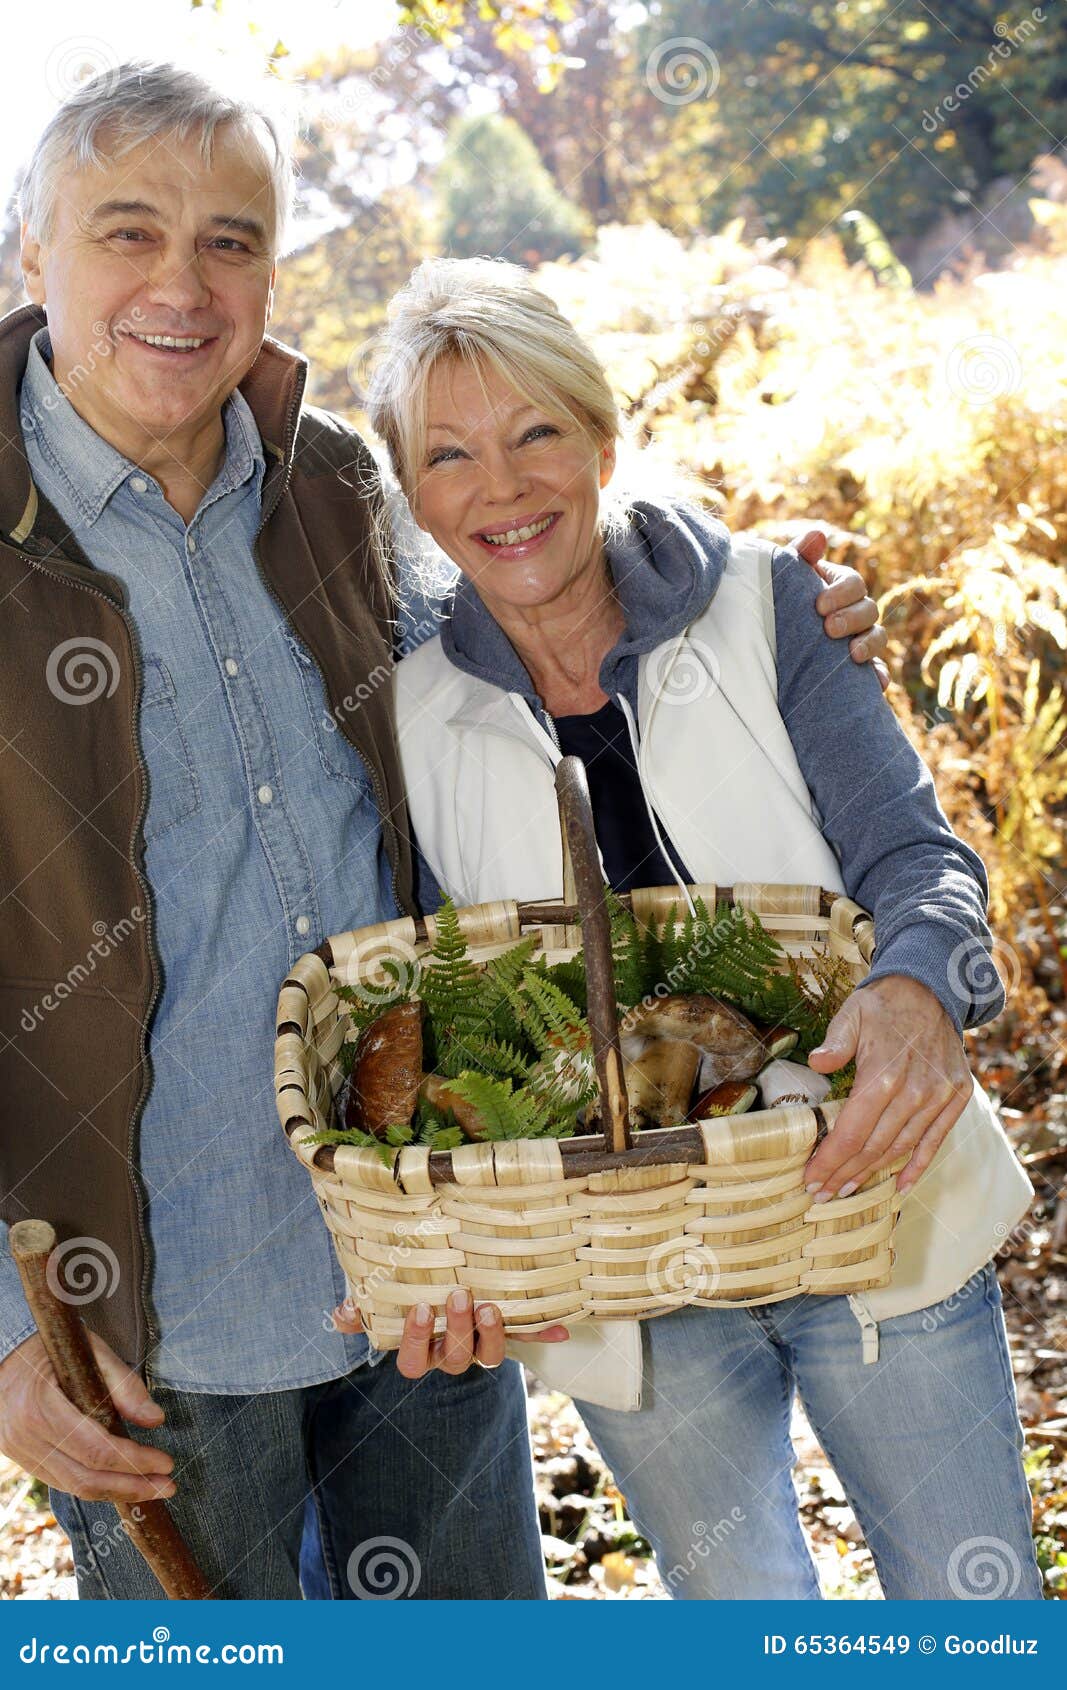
left=623, top=1039, right=701, bottom=1129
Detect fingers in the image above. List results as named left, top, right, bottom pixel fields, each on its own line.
left=805, top=1047, right=906, bottom=1195
left=36, top=1452, right=178, bottom=1506
left=46, top=1388, right=175, bottom=1483
left=806, top=1000, right=860, bottom=1076
left=791, top=529, right=828, bottom=569
left=824, top=595, right=879, bottom=642
left=897, top=1086, right=972, bottom=1193
left=850, top=622, right=887, bottom=663
left=472, top=1303, right=507, bottom=1367
left=87, top=1332, right=165, bottom=1428
left=439, top=1290, right=475, bottom=1374
left=812, top=1081, right=951, bottom=1198
left=873, top=656, right=891, bottom=693
left=508, top=1324, right=571, bottom=1345
left=396, top=1302, right=436, bottom=1378
left=331, top=1298, right=364, bottom=1335
left=813, top=564, right=866, bottom=613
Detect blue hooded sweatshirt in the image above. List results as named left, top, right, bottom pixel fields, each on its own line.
left=413, top=499, right=1001, bottom=1037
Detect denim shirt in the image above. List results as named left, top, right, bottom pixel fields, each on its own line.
left=3, top=329, right=396, bottom=1390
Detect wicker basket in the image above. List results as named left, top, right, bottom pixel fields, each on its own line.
left=274, top=762, right=906, bottom=1349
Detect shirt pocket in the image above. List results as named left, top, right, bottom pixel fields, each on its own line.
left=139, top=655, right=201, bottom=842
left=284, top=632, right=374, bottom=796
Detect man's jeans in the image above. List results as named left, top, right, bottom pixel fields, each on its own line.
left=576, top=1261, right=1044, bottom=1600
left=51, top=1356, right=545, bottom=1599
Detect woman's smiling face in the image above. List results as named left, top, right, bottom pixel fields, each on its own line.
left=411, top=356, right=616, bottom=615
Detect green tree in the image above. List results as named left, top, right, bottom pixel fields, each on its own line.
left=437, top=111, right=591, bottom=261
left=637, top=0, right=1067, bottom=247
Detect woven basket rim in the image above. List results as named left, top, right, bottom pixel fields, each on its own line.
left=276, top=882, right=876, bottom=1187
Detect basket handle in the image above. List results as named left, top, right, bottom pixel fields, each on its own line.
left=555, top=756, right=632, bottom=1154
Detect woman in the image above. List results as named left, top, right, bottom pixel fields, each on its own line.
left=345, top=257, right=1041, bottom=1601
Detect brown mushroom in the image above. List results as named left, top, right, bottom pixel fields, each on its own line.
left=621, top=995, right=766, bottom=1089
left=345, top=1000, right=423, bottom=1139
left=419, top=1074, right=491, bottom=1142
left=623, top=1040, right=702, bottom=1129
left=688, top=1079, right=759, bottom=1120
left=756, top=1024, right=799, bottom=1060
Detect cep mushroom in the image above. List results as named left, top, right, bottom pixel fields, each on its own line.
left=623, top=1039, right=703, bottom=1130
left=345, top=1000, right=423, bottom=1139
left=419, top=1073, right=492, bottom=1142
left=757, top=1059, right=832, bottom=1110
left=618, top=993, right=769, bottom=1119
left=687, top=1079, right=759, bottom=1120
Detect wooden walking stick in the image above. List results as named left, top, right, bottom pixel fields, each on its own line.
left=10, top=1220, right=213, bottom=1600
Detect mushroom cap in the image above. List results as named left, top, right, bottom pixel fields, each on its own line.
left=347, top=999, right=423, bottom=1139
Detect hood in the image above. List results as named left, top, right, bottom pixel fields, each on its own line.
left=440, top=497, right=732, bottom=705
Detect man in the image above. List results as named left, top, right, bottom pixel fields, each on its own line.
left=0, top=60, right=885, bottom=1599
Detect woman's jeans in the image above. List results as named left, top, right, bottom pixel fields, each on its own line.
left=576, top=1261, right=1044, bottom=1600
left=51, top=1355, right=545, bottom=1600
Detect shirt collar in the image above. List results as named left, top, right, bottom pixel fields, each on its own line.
left=19, top=326, right=266, bottom=526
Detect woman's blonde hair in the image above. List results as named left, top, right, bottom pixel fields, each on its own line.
left=367, top=256, right=619, bottom=493
left=364, top=255, right=707, bottom=602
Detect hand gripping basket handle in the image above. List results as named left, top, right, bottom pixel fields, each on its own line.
left=555, top=756, right=632, bottom=1154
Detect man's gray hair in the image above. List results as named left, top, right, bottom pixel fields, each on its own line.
left=18, top=60, right=299, bottom=254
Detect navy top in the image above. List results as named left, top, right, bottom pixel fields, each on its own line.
left=552, top=700, right=694, bottom=892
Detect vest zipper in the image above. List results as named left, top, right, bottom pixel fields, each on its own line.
left=13, top=551, right=162, bottom=1370
left=847, top=1292, right=880, bottom=1364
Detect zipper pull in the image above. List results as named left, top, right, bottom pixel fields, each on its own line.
left=847, top=1294, right=880, bottom=1365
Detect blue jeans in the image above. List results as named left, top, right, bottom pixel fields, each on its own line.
left=51, top=1356, right=545, bottom=1600
left=576, top=1262, right=1044, bottom=1600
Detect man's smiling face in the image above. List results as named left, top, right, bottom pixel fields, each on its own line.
left=21, top=122, right=277, bottom=454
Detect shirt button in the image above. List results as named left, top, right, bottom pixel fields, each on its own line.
left=187, top=535, right=197, bottom=554
left=295, top=915, right=311, bottom=936
left=130, top=476, right=148, bottom=494
left=225, top=658, right=239, bottom=677
left=257, top=784, right=273, bottom=805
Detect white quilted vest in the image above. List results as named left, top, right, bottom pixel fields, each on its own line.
left=395, top=536, right=1033, bottom=1409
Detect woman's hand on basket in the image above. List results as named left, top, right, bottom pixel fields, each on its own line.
left=792, top=528, right=891, bottom=693
left=332, top=1290, right=570, bottom=1380
left=802, top=974, right=973, bottom=1201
